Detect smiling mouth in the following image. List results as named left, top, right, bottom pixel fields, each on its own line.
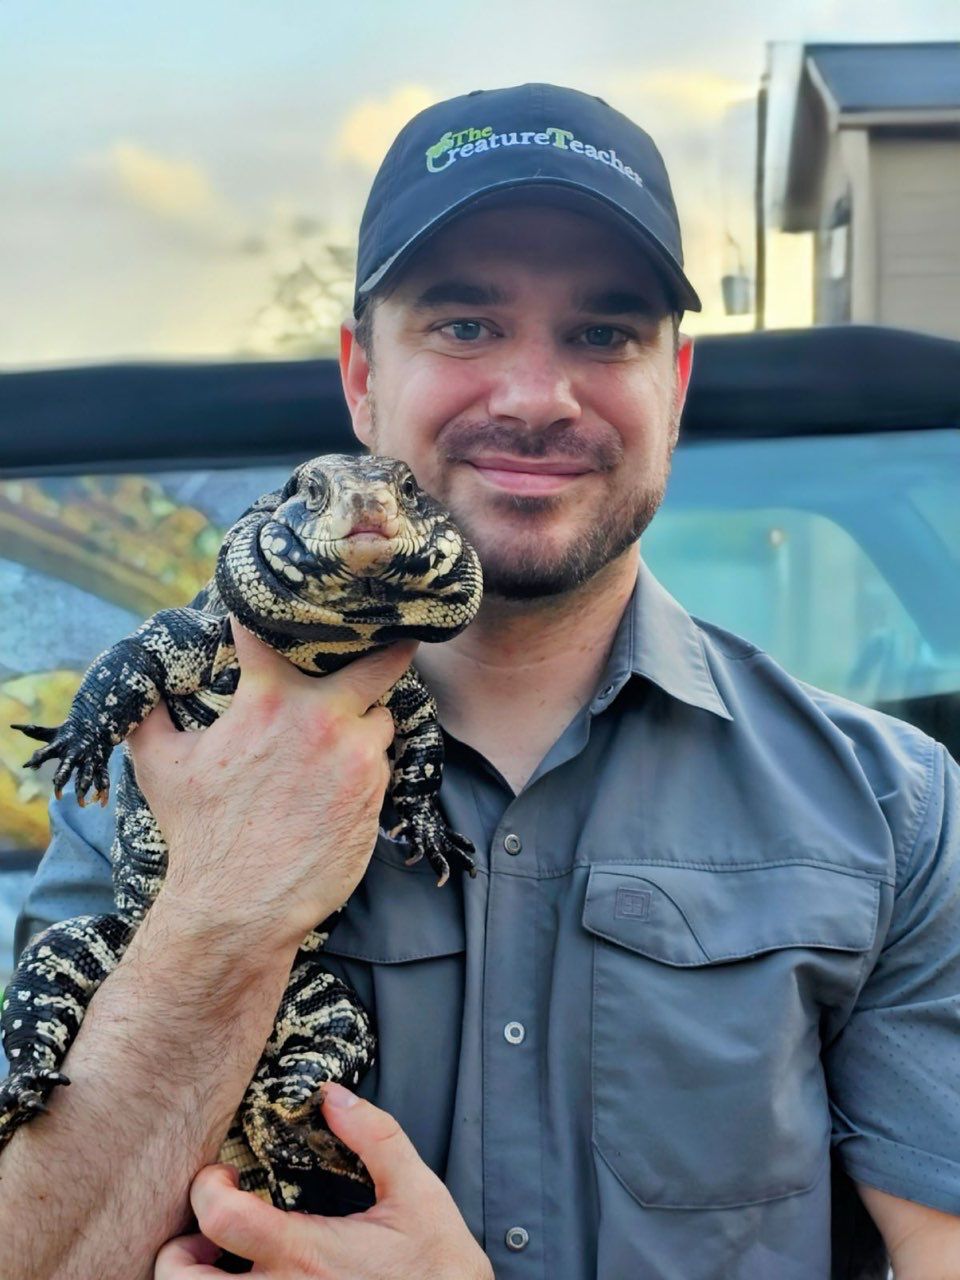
left=465, top=457, right=592, bottom=495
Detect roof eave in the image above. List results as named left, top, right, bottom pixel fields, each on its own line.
left=836, top=107, right=960, bottom=127
left=780, top=58, right=834, bottom=231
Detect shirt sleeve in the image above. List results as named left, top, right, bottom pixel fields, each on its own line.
left=825, top=741, right=960, bottom=1213
left=13, top=749, right=120, bottom=963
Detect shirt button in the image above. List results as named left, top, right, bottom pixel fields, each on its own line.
left=599, top=683, right=615, bottom=700
left=505, top=1226, right=529, bottom=1251
left=504, top=1021, right=526, bottom=1045
left=503, top=832, right=522, bottom=855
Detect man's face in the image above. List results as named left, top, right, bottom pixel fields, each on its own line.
left=342, top=204, right=693, bottom=599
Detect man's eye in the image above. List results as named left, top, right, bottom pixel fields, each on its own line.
left=443, top=320, right=485, bottom=341
left=581, top=326, right=627, bottom=348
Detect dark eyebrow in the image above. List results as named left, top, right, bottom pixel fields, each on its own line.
left=412, top=281, right=511, bottom=310
left=576, top=289, right=662, bottom=318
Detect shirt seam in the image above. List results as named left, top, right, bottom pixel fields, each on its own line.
left=895, top=735, right=941, bottom=886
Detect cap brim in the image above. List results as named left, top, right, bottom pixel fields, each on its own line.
left=356, top=176, right=701, bottom=314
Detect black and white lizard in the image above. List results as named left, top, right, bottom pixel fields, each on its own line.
left=0, top=453, right=483, bottom=1211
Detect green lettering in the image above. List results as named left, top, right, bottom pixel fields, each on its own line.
left=546, top=127, right=574, bottom=150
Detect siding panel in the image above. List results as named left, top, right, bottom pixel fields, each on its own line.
left=873, top=136, right=960, bottom=338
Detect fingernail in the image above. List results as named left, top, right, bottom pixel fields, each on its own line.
left=324, top=1083, right=358, bottom=1109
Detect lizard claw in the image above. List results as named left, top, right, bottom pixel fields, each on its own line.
left=393, top=806, right=476, bottom=885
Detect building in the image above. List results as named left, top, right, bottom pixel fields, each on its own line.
left=762, top=42, right=960, bottom=338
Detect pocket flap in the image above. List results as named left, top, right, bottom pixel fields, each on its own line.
left=582, top=863, right=880, bottom=966
left=323, top=832, right=466, bottom=964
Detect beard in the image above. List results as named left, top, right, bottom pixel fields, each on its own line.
left=369, top=399, right=679, bottom=601
left=461, top=476, right=669, bottom=599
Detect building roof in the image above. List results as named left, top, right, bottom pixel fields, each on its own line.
left=807, top=42, right=960, bottom=115
left=765, top=41, right=960, bottom=232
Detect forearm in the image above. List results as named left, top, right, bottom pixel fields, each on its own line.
left=858, top=1182, right=960, bottom=1279
left=0, top=897, right=297, bottom=1280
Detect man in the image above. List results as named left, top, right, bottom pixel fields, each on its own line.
left=2, top=84, right=960, bottom=1280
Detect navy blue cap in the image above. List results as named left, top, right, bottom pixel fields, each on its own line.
left=354, top=82, right=701, bottom=315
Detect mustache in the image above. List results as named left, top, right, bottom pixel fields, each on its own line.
left=439, top=420, right=623, bottom=472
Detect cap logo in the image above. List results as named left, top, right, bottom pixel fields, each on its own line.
left=424, top=124, right=645, bottom=189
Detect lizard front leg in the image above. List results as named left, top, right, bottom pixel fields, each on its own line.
left=13, top=607, right=226, bottom=805
left=382, top=668, right=476, bottom=886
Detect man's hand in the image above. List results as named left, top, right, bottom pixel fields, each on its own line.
left=154, top=1084, right=494, bottom=1280
left=130, top=620, right=416, bottom=952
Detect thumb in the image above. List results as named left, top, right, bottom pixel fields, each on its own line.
left=322, top=1084, right=428, bottom=1199
left=189, top=1164, right=316, bottom=1268
left=325, top=640, right=419, bottom=716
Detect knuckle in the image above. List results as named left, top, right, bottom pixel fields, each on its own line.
left=303, top=708, right=340, bottom=751
left=372, top=1113, right=407, bottom=1149
left=345, top=736, right=379, bottom=779
left=370, top=706, right=396, bottom=745
left=242, top=686, right=285, bottom=723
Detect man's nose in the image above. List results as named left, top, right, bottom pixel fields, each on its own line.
left=486, top=338, right=581, bottom=429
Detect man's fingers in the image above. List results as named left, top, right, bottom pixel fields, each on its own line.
left=321, top=1084, right=429, bottom=1200
left=327, top=640, right=419, bottom=715
left=153, top=1231, right=223, bottom=1277
left=230, top=618, right=294, bottom=683
left=232, top=616, right=416, bottom=713
left=189, top=1164, right=319, bottom=1267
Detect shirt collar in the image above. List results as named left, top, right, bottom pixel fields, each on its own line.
left=593, top=559, right=733, bottom=722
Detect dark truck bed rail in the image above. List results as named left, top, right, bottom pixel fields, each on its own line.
left=1, top=326, right=958, bottom=477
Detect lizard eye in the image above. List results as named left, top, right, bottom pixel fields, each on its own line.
left=399, top=473, right=419, bottom=506
left=303, top=475, right=328, bottom=509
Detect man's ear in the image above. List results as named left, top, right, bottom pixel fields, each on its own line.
left=674, top=334, right=694, bottom=416
left=340, top=322, right=374, bottom=449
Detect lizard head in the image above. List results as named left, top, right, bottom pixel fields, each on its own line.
left=215, top=453, right=483, bottom=646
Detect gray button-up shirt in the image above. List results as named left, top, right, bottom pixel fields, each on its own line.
left=15, top=562, right=960, bottom=1280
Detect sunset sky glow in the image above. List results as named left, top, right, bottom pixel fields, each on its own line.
left=3, top=0, right=958, bottom=365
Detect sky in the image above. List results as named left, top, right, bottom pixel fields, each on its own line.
left=2, top=0, right=958, bottom=366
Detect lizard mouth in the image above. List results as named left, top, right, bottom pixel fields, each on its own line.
left=258, top=520, right=399, bottom=587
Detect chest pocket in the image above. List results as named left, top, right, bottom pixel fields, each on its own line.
left=583, top=862, right=880, bottom=1210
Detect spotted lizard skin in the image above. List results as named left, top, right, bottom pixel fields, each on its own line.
left=1, top=454, right=483, bottom=1212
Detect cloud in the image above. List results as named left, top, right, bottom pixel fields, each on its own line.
left=335, top=85, right=437, bottom=170
left=647, top=69, right=754, bottom=120
left=104, top=141, right=223, bottom=223
left=606, top=68, right=755, bottom=124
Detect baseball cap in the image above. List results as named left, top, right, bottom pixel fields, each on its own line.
left=354, top=82, right=701, bottom=316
